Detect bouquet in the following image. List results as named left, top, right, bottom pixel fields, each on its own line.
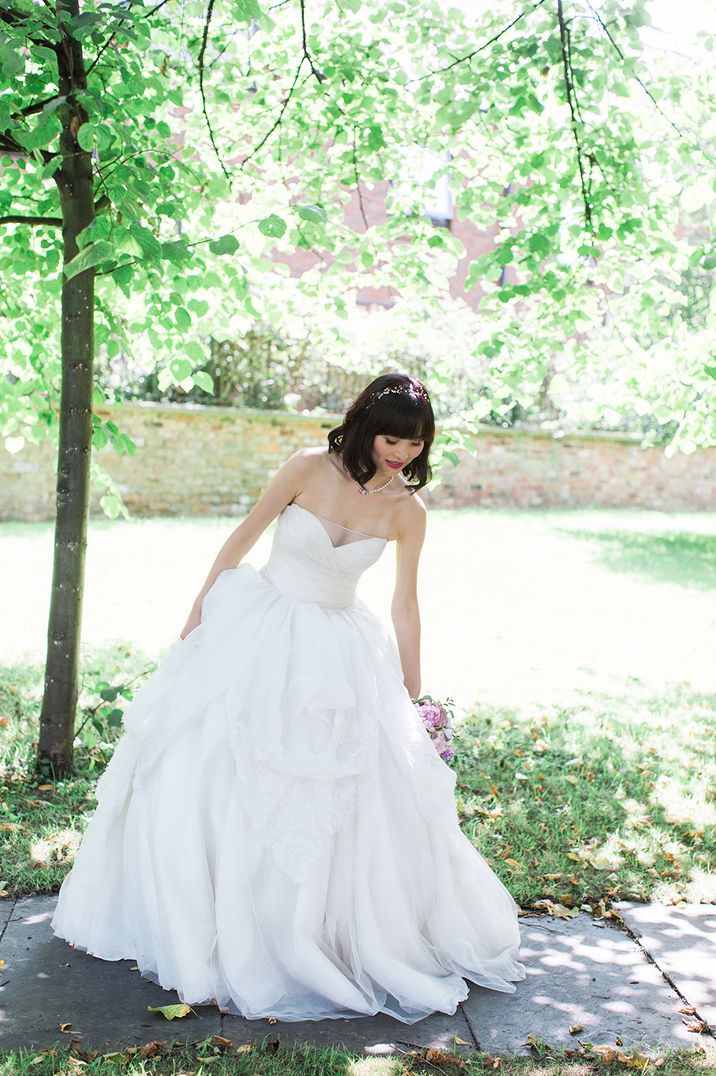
left=412, top=694, right=458, bottom=762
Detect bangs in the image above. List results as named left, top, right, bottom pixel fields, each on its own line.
left=373, top=399, right=428, bottom=442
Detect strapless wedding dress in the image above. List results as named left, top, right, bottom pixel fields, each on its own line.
left=51, top=501, right=525, bottom=1023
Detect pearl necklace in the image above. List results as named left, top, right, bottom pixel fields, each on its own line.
left=358, top=472, right=396, bottom=495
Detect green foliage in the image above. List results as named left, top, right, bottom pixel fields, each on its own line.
left=0, top=0, right=714, bottom=516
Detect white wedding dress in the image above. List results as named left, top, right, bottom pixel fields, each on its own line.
left=51, top=500, right=525, bottom=1022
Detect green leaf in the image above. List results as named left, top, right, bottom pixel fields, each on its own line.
left=704, top=365, right=716, bottom=380
left=175, top=307, right=192, bottom=331
left=77, top=124, right=96, bottom=151
left=0, top=44, right=24, bottom=79
left=235, top=0, right=261, bottom=20
left=366, top=124, right=385, bottom=151
left=208, top=234, right=240, bottom=255
left=99, top=493, right=122, bottom=519
left=64, top=240, right=114, bottom=280
left=463, top=260, right=483, bottom=291
left=147, top=1002, right=194, bottom=1020
left=170, top=358, right=192, bottom=381
left=193, top=370, right=214, bottom=393
left=258, top=214, right=287, bottom=238
left=527, top=233, right=551, bottom=257
left=297, top=204, right=327, bottom=223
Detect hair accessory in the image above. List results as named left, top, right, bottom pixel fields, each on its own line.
left=366, top=383, right=428, bottom=409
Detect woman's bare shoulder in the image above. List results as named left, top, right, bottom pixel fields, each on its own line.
left=290, top=445, right=329, bottom=474
left=393, top=488, right=427, bottom=539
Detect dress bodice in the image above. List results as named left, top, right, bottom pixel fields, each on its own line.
left=259, top=502, right=388, bottom=609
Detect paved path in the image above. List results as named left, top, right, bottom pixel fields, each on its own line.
left=1, top=896, right=714, bottom=1056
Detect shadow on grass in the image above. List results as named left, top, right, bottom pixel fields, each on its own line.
left=454, top=680, right=716, bottom=910
left=0, top=644, right=164, bottom=897
left=553, top=527, right=716, bottom=591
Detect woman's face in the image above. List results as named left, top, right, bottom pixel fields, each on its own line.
left=372, top=432, right=425, bottom=475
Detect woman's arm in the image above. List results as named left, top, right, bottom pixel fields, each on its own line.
left=180, top=449, right=313, bottom=637
left=390, top=496, right=427, bottom=700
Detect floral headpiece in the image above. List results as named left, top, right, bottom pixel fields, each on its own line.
left=366, top=382, right=429, bottom=409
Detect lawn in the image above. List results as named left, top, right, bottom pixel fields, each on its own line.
left=1, top=1036, right=716, bottom=1076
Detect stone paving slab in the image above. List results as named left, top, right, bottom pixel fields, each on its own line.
left=0, top=896, right=476, bottom=1055
left=0, top=898, right=13, bottom=939
left=462, top=913, right=705, bottom=1055
left=0, top=896, right=221, bottom=1053
left=1, top=896, right=713, bottom=1056
left=615, top=901, right=716, bottom=1030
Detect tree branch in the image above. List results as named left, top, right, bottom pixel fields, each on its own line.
left=0, top=214, right=62, bottom=226
left=0, top=194, right=109, bottom=228
left=143, top=0, right=173, bottom=17
left=557, top=0, right=593, bottom=235
left=585, top=0, right=686, bottom=140
left=86, top=0, right=173, bottom=79
left=0, top=132, right=57, bottom=163
left=232, top=63, right=309, bottom=171
left=299, top=0, right=326, bottom=84
left=0, top=3, right=58, bottom=48
left=352, top=128, right=369, bottom=230
left=13, top=94, right=64, bottom=119
left=198, top=0, right=231, bottom=182
left=412, top=0, right=547, bottom=83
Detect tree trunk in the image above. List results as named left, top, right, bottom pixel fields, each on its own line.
left=36, top=0, right=95, bottom=778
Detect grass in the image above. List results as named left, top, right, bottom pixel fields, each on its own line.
left=453, top=681, right=716, bottom=911
left=0, top=1035, right=715, bottom=1075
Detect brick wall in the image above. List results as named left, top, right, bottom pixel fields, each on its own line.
left=1, top=402, right=713, bottom=521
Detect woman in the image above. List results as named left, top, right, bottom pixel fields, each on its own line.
left=51, top=372, right=525, bottom=1024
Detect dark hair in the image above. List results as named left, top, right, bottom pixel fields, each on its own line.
left=327, top=373, right=435, bottom=494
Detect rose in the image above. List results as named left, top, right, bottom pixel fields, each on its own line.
left=412, top=694, right=459, bottom=763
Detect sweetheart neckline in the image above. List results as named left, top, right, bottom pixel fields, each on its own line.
left=287, top=502, right=389, bottom=545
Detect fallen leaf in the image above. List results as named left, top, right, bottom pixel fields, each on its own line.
left=139, top=1040, right=166, bottom=1058
left=684, top=1020, right=708, bottom=1033
left=532, top=899, right=580, bottom=919
left=569, top=1024, right=584, bottom=1034
left=146, top=1003, right=193, bottom=1020
left=593, top=1045, right=618, bottom=1062
left=425, top=1047, right=467, bottom=1068
left=617, top=1052, right=651, bottom=1069
left=210, top=1035, right=234, bottom=1049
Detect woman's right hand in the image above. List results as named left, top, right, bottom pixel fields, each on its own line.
left=179, top=602, right=203, bottom=640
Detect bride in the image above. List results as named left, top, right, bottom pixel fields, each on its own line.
left=51, top=371, right=525, bottom=1024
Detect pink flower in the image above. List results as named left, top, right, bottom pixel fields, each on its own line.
left=413, top=695, right=459, bottom=763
